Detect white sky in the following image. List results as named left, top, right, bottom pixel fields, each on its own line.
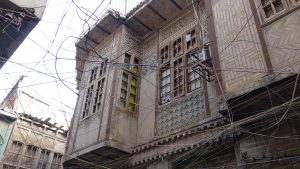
left=0, top=0, right=143, bottom=125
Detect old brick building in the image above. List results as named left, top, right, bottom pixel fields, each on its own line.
left=0, top=78, right=68, bottom=169
left=64, top=0, right=300, bottom=168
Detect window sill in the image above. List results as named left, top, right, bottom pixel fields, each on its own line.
left=262, top=5, right=300, bottom=27
left=81, top=112, right=99, bottom=122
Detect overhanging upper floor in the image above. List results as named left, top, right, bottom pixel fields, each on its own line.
left=75, top=0, right=197, bottom=88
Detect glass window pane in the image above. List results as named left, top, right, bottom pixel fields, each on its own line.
left=130, top=86, right=136, bottom=94
left=120, top=100, right=126, bottom=108
left=131, top=78, right=137, bottom=87
left=122, top=73, right=128, bottom=82
left=121, top=90, right=127, bottom=99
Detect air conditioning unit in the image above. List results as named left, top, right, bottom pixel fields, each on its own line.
left=200, top=45, right=211, bottom=62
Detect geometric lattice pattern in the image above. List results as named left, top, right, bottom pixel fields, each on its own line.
left=264, top=9, right=300, bottom=73
left=156, top=91, right=206, bottom=135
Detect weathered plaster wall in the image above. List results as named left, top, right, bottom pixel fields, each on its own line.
left=137, top=33, right=158, bottom=145
left=2, top=119, right=66, bottom=169
left=70, top=27, right=122, bottom=152
left=10, top=121, right=66, bottom=154
left=108, top=26, right=141, bottom=149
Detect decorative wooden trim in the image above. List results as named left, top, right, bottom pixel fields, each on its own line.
left=203, top=79, right=211, bottom=117
left=147, top=5, right=167, bottom=21
left=133, top=16, right=153, bottom=32
left=75, top=44, right=89, bottom=53
left=184, top=26, right=201, bottom=53
left=96, top=25, right=111, bottom=35
left=105, top=31, right=121, bottom=140
left=97, top=74, right=108, bottom=141
left=261, top=2, right=300, bottom=27
left=169, top=0, right=182, bottom=10
left=204, top=0, right=223, bottom=95
left=157, top=25, right=204, bottom=107
left=259, top=0, right=289, bottom=23
left=249, top=0, right=273, bottom=73
left=132, top=117, right=228, bottom=153
left=84, top=35, right=99, bottom=45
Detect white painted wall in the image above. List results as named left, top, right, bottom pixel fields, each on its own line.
left=10, top=0, right=48, bottom=18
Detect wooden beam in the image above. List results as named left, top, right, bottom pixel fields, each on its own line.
left=204, top=0, right=223, bottom=95
left=169, top=0, right=182, bottom=10
left=133, top=16, right=152, bottom=32
left=96, top=25, right=111, bottom=35
left=85, top=35, right=99, bottom=44
left=249, top=0, right=273, bottom=73
left=75, top=44, right=89, bottom=53
left=147, top=5, right=167, bottom=21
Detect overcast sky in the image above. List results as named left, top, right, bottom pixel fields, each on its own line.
left=0, top=0, right=143, bottom=124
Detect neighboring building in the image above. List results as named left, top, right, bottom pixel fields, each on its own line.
left=0, top=0, right=47, bottom=69
left=64, top=0, right=300, bottom=168
left=0, top=77, right=68, bottom=169
left=0, top=109, right=16, bottom=160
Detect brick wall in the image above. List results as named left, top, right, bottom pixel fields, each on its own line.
left=212, top=0, right=267, bottom=97
left=263, top=9, right=300, bottom=79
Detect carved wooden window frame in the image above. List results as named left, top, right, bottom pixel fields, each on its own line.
left=82, top=84, right=93, bottom=120
left=260, top=0, right=286, bottom=19
left=92, top=78, right=105, bottom=114
left=37, top=149, right=50, bottom=169
left=89, top=67, right=98, bottom=83
left=159, top=64, right=171, bottom=105
left=50, top=153, right=62, bottom=169
left=258, top=0, right=300, bottom=25
left=185, top=27, right=201, bottom=52
left=158, top=25, right=204, bottom=105
left=21, top=145, right=38, bottom=168
left=99, top=60, right=107, bottom=77
left=186, top=52, right=202, bottom=92
left=122, top=53, right=141, bottom=74
left=82, top=60, right=107, bottom=120
left=4, top=141, right=23, bottom=167
left=10, top=141, right=23, bottom=153
left=172, top=36, right=183, bottom=58
left=24, top=145, right=38, bottom=158
left=119, top=53, right=140, bottom=113
left=173, top=57, right=185, bottom=98
left=160, top=45, right=170, bottom=64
